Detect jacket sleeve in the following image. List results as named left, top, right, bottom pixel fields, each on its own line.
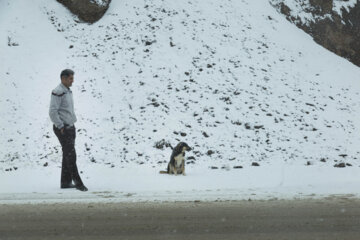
left=49, top=93, right=64, bottom=129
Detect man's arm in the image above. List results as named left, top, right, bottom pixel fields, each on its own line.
left=49, top=92, right=64, bottom=130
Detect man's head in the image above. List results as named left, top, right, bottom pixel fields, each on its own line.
left=60, top=69, right=74, bottom=88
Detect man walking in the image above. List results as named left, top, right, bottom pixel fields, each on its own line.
left=49, top=69, right=88, bottom=191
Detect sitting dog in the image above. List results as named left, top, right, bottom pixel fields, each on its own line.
left=159, top=142, right=191, bottom=175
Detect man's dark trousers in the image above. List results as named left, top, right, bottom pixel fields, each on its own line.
left=53, top=125, right=84, bottom=187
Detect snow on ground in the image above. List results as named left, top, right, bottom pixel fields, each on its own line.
left=1, top=164, right=359, bottom=204
left=0, top=0, right=360, bottom=203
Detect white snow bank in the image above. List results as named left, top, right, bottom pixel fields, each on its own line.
left=1, top=164, right=359, bottom=204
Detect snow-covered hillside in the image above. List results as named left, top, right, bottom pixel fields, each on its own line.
left=1, top=0, right=360, bottom=175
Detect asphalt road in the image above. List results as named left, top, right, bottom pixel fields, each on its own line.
left=1, top=197, right=360, bottom=240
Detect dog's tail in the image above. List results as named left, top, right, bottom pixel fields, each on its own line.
left=159, top=170, right=168, bottom=174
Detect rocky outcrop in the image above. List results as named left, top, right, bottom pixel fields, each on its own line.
left=57, top=0, right=111, bottom=24
left=271, top=0, right=360, bottom=67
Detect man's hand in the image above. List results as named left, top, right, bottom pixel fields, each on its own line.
left=60, top=128, right=65, bottom=135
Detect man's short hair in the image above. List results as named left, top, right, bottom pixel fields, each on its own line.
left=60, top=69, right=75, bottom=79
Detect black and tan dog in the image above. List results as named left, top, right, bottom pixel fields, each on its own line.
left=159, top=142, right=191, bottom=175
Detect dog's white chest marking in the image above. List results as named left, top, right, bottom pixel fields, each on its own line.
left=174, top=154, right=184, bottom=168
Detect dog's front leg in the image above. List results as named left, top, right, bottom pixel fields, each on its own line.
left=181, top=160, right=186, bottom=176
left=170, top=165, right=177, bottom=175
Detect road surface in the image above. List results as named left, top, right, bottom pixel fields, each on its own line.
left=1, top=197, right=360, bottom=240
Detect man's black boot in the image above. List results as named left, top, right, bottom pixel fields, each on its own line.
left=61, top=183, right=76, bottom=189
left=76, top=185, right=88, bottom=192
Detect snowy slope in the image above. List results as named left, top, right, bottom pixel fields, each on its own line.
left=1, top=0, right=360, bottom=177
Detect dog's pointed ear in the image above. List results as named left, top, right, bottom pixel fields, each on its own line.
left=174, top=142, right=182, bottom=152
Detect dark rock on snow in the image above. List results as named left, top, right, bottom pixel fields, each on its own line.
left=334, top=162, right=346, bottom=168
left=57, top=0, right=111, bottom=23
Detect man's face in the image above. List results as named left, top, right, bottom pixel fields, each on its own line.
left=62, top=75, right=74, bottom=88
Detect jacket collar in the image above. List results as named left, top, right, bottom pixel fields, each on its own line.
left=60, top=83, right=71, bottom=92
